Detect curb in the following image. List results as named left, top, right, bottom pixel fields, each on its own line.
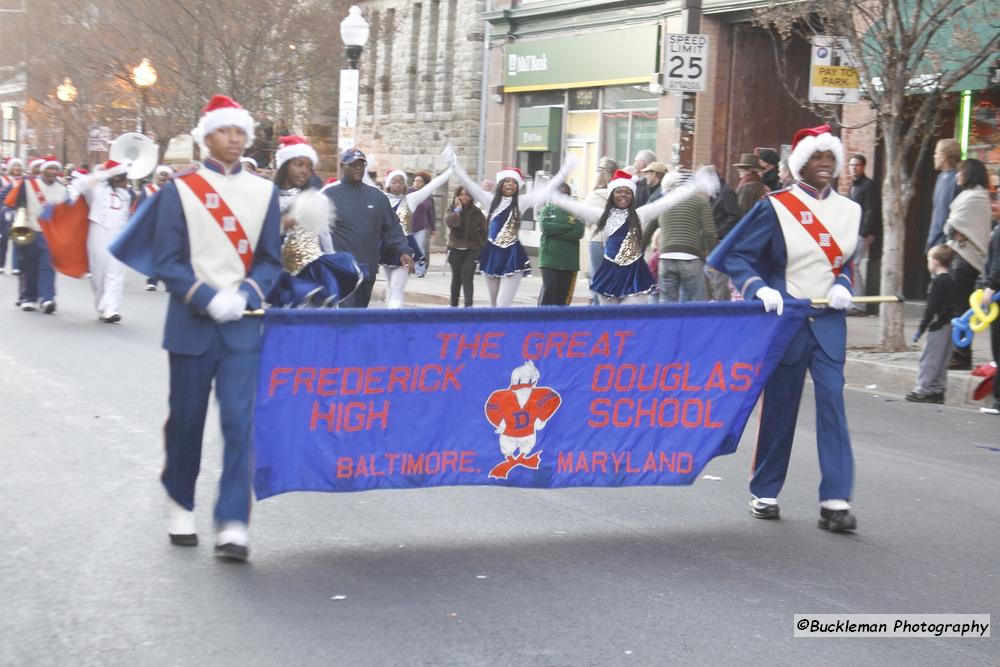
left=844, top=355, right=986, bottom=409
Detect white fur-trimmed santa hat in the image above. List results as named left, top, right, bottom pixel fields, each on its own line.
left=40, top=155, right=61, bottom=172
left=495, top=167, right=524, bottom=187
left=385, top=168, right=408, bottom=188
left=275, top=135, right=318, bottom=170
left=154, top=164, right=173, bottom=176
left=787, top=124, right=844, bottom=181
left=6, top=157, right=22, bottom=169
left=607, top=169, right=637, bottom=194
left=192, top=95, right=255, bottom=148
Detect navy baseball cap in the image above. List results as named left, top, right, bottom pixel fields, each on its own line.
left=340, top=148, right=367, bottom=164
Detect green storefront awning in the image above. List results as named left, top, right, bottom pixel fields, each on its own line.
left=504, top=24, right=659, bottom=93
left=517, top=107, right=562, bottom=152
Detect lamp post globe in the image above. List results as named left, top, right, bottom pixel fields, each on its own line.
left=56, top=78, right=77, bottom=164
left=340, top=5, right=369, bottom=69
left=131, top=58, right=157, bottom=88
left=56, top=77, right=77, bottom=104
left=131, top=58, right=157, bottom=135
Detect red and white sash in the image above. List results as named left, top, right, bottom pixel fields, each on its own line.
left=179, top=172, right=254, bottom=273
left=144, top=183, right=159, bottom=197
left=27, top=178, right=48, bottom=207
left=771, top=190, right=845, bottom=276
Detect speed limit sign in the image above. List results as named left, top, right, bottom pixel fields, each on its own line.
left=664, top=33, right=710, bottom=92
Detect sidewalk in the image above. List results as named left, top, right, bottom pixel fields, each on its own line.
left=376, top=252, right=995, bottom=409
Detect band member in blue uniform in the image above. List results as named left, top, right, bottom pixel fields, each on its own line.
left=446, top=147, right=571, bottom=307
left=150, top=95, right=282, bottom=560
left=546, top=168, right=717, bottom=304
left=380, top=166, right=451, bottom=308
left=708, top=124, right=861, bottom=532
left=10, top=155, right=68, bottom=313
left=267, top=135, right=362, bottom=308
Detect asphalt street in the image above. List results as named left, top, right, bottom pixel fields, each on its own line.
left=1, top=271, right=997, bottom=666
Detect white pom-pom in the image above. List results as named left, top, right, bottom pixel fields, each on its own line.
left=692, top=166, right=721, bottom=197
left=288, top=189, right=333, bottom=235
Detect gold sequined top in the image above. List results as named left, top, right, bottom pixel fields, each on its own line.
left=490, top=200, right=520, bottom=248
left=613, top=227, right=644, bottom=265
left=281, top=225, right=323, bottom=275
left=389, top=195, right=413, bottom=235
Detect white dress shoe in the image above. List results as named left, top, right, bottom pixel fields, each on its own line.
left=166, top=497, right=197, bottom=546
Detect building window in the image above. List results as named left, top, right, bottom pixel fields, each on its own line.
left=600, top=85, right=659, bottom=165
left=408, top=4, right=422, bottom=113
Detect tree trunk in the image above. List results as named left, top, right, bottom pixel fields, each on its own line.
left=878, top=117, right=908, bottom=351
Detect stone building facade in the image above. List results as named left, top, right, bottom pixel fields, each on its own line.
left=351, top=0, right=485, bottom=182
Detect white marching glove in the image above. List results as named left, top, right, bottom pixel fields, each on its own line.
left=441, top=143, right=457, bottom=167
left=826, top=284, right=853, bottom=310
left=755, top=285, right=784, bottom=316
left=692, top=165, right=721, bottom=198
left=206, top=289, right=247, bottom=324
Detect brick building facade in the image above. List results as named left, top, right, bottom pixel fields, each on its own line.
left=351, top=0, right=485, bottom=181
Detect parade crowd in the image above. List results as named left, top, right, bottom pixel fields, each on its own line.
left=2, top=94, right=997, bottom=561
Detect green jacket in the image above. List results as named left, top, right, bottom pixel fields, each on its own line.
left=538, top=204, right=584, bottom=271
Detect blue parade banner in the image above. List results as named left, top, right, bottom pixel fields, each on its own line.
left=253, top=302, right=810, bottom=499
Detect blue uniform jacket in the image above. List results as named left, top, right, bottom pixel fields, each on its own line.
left=149, top=163, right=282, bottom=356
left=707, top=190, right=855, bottom=363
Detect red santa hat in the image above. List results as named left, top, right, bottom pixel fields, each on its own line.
left=40, top=155, right=61, bottom=171
left=495, top=167, right=524, bottom=187
left=275, top=135, right=318, bottom=170
left=787, top=124, right=844, bottom=181
left=385, top=168, right=408, bottom=188
left=607, top=169, right=637, bottom=194
left=325, top=177, right=338, bottom=185
left=99, top=159, right=129, bottom=178
left=192, top=95, right=255, bottom=148
left=27, top=157, right=45, bottom=172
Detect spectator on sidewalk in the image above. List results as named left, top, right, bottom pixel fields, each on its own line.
left=632, top=149, right=657, bottom=206
left=708, top=166, right=740, bottom=301
left=756, top=148, right=781, bottom=193
left=643, top=170, right=717, bottom=303
left=979, top=195, right=1000, bottom=415
left=537, top=182, right=584, bottom=306
left=778, top=160, right=794, bottom=189
left=732, top=153, right=763, bottom=190
left=641, top=161, right=668, bottom=205
left=848, top=153, right=879, bottom=314
left=906, top=245, right=957, bottom=404
left=925, top=138, right=961, bottom=252
left=444, top=185, right=486, bottom=307
left=410, top=170, right=437, bottom=277
left=944, top=158, right=991, bottom=370
left=736, top=181, right=767, bottom=217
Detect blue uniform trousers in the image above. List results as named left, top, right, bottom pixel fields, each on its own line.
left=162, top=329, right=258, bottom=524
left=751, top=319, right=854, bottom=502
left=17, top=233, right=55, bottom=302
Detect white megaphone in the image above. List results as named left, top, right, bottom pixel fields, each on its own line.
left=109, top=132, right=159, bottom=179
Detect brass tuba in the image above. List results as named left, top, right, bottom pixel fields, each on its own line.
left=9, top=207, right=34, bottom=245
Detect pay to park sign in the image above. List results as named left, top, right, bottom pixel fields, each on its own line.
left=809, top=36, right=861, bottom=104
left=252, top=304, right=808, bottom=498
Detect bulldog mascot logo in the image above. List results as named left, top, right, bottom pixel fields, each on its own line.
left=484, top=360, right=562, bottom=480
